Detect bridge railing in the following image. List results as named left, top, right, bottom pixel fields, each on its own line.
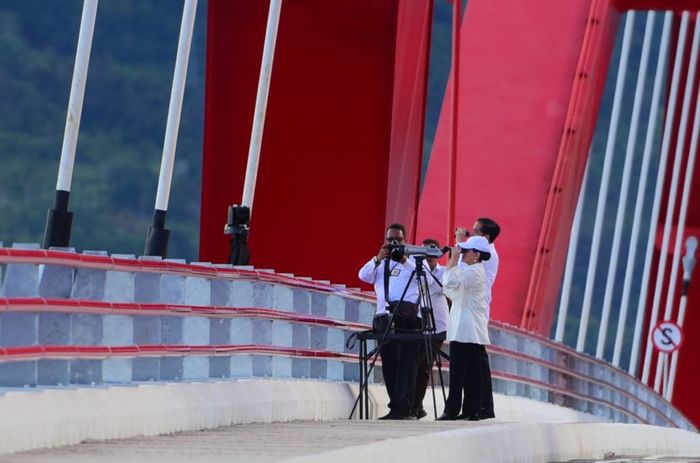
left=0, top=243, right=694, bottom=431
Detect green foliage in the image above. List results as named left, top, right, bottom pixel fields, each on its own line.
left=0, top=0, right=206, bottom=260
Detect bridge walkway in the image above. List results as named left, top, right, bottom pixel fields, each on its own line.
left=2, top=419, right=699, bottom=463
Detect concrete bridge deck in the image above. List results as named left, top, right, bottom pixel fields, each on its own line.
left=1, top=380, right=699, bottom=462
left=2, top=419, right=699, bottom=463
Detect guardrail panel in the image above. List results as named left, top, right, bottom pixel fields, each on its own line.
left=0, top=246, right=695, bottom=430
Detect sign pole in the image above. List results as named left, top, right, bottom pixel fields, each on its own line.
left=665, top=236, right=697, bottom=400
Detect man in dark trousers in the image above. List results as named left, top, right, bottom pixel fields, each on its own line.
left=470, top=217, right=500, bottom=419
left=358, top=223, right=421, bottom=420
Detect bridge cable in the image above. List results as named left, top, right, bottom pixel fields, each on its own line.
left=623, top=11, right=672, bottom=372
left=576, top=13, right=635, bottom=352
left=597, top=12, right=656, bottom=361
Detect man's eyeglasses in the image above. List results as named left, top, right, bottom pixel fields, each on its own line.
left=386, top=237, right=404, bottom=242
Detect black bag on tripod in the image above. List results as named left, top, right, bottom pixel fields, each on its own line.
left=388, top=301, right=419, bottom=327
left=371, top=301, right=419, bottom=333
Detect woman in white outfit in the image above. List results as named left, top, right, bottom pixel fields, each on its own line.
left=437, top=235, right=491, bottom=421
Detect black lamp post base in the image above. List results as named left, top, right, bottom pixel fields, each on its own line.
left=42, top=190, right=73, bottom=249
left=144, top=209, right=170, bottom=258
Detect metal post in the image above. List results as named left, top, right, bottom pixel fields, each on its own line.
left=639, top=12, right=689, bottom=382
left=241, top=0, right=283, bottom=215
left=597, top=12, right=655, bottom=360
left=577, top=13, right=635, bottom=353
left=42, top=0, right=98, bottom=248
left=624, top=12, right=672, bottom=372
left=666, top=236, right=697, bottom=400
left=144, top=0, right=198, bottom=257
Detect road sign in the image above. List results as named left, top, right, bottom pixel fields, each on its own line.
left=652, top=321, right=683, bottom=353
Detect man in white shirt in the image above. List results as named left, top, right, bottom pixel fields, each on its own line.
left=470, top=217, right=500, bottom=419
left=358, top=223, right=421, bottom=420
left=411, top=238, right=449, bottom=419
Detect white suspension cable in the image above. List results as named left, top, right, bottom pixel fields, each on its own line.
left=597, top=12, right=655, bottom=360
left=555, top=162, right=589, bottom=343
left=154, top=0, right=197, bottom=212
left=56, top=0, right=98, bottom=192
left=241, top=0, right=283, bottom=216
left=577, top=13, right=635, bottom=353
left=651, top=12, right=700, bottom=390
left=624, top=11, right=672, bottom=372
left=639, top=12, right=690, bottom=383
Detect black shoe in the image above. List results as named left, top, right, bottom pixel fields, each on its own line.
left=379, top=412, right=414, bottom=420
left=457, top=413, right=480, bottom=421
left=436, top=412, right=457, bottom=421
left=480, top=412, right=495, bottom=420
left=414, top=408, right=428, bottom=420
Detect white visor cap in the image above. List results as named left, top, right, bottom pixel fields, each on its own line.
left=457, top=235, right=490, bottom=254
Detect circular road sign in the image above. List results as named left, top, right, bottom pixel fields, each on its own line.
left=652, top=321, right=682, bottom=354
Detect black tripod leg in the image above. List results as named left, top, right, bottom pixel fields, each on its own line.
left=425, top=288, right=448, bottom=407
left=425, top=335, right=438, bottom=419
left=359, top=339, right=365, bottom=419
left=350, top=335, right=384, bottom=420
left=416, top=269, right=443, bottom=420
left=435, top=345, right=448, bottom=403
left=348, top=304, right=403, bottom=419
left=364, top=341, right=372, bottom=420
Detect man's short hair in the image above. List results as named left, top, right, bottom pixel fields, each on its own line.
left=386, top=223, right=406, bottom=236
left=477, top=217, right=500, bottom=243
left=422, top=238, right=440, bottom=248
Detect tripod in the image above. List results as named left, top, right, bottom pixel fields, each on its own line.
left=349, top=255, right=447, bottom=419
left=414, top=255, right=448, bottom=418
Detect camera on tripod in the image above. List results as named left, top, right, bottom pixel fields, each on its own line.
left=387, top=241, right=449, bottom=261
left=224, top=204, right=250, bottom=236
left=224, top=204, right=251, bottom=266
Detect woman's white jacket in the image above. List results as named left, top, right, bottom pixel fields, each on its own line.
left=442, top=262, right=490, bottom=345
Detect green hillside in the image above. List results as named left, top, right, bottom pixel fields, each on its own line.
left=0, top=0, right=207, bottom=259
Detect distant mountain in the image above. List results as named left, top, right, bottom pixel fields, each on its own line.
left=0, top=0, right=207, bottom=259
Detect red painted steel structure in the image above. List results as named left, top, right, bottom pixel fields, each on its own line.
left=200, top=0, right=699, bottom=424
left=200, top=0, right=431, bottom=287
left=418, top=0, right=620, bottom=333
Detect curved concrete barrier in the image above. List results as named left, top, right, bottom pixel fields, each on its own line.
left=0, top=245, right=695, bottom=433
left=1, top=378, right=697, bottom=461
left=0, top=378, right=601, bottom=455
left=0, top=380, right=354, bottom=455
